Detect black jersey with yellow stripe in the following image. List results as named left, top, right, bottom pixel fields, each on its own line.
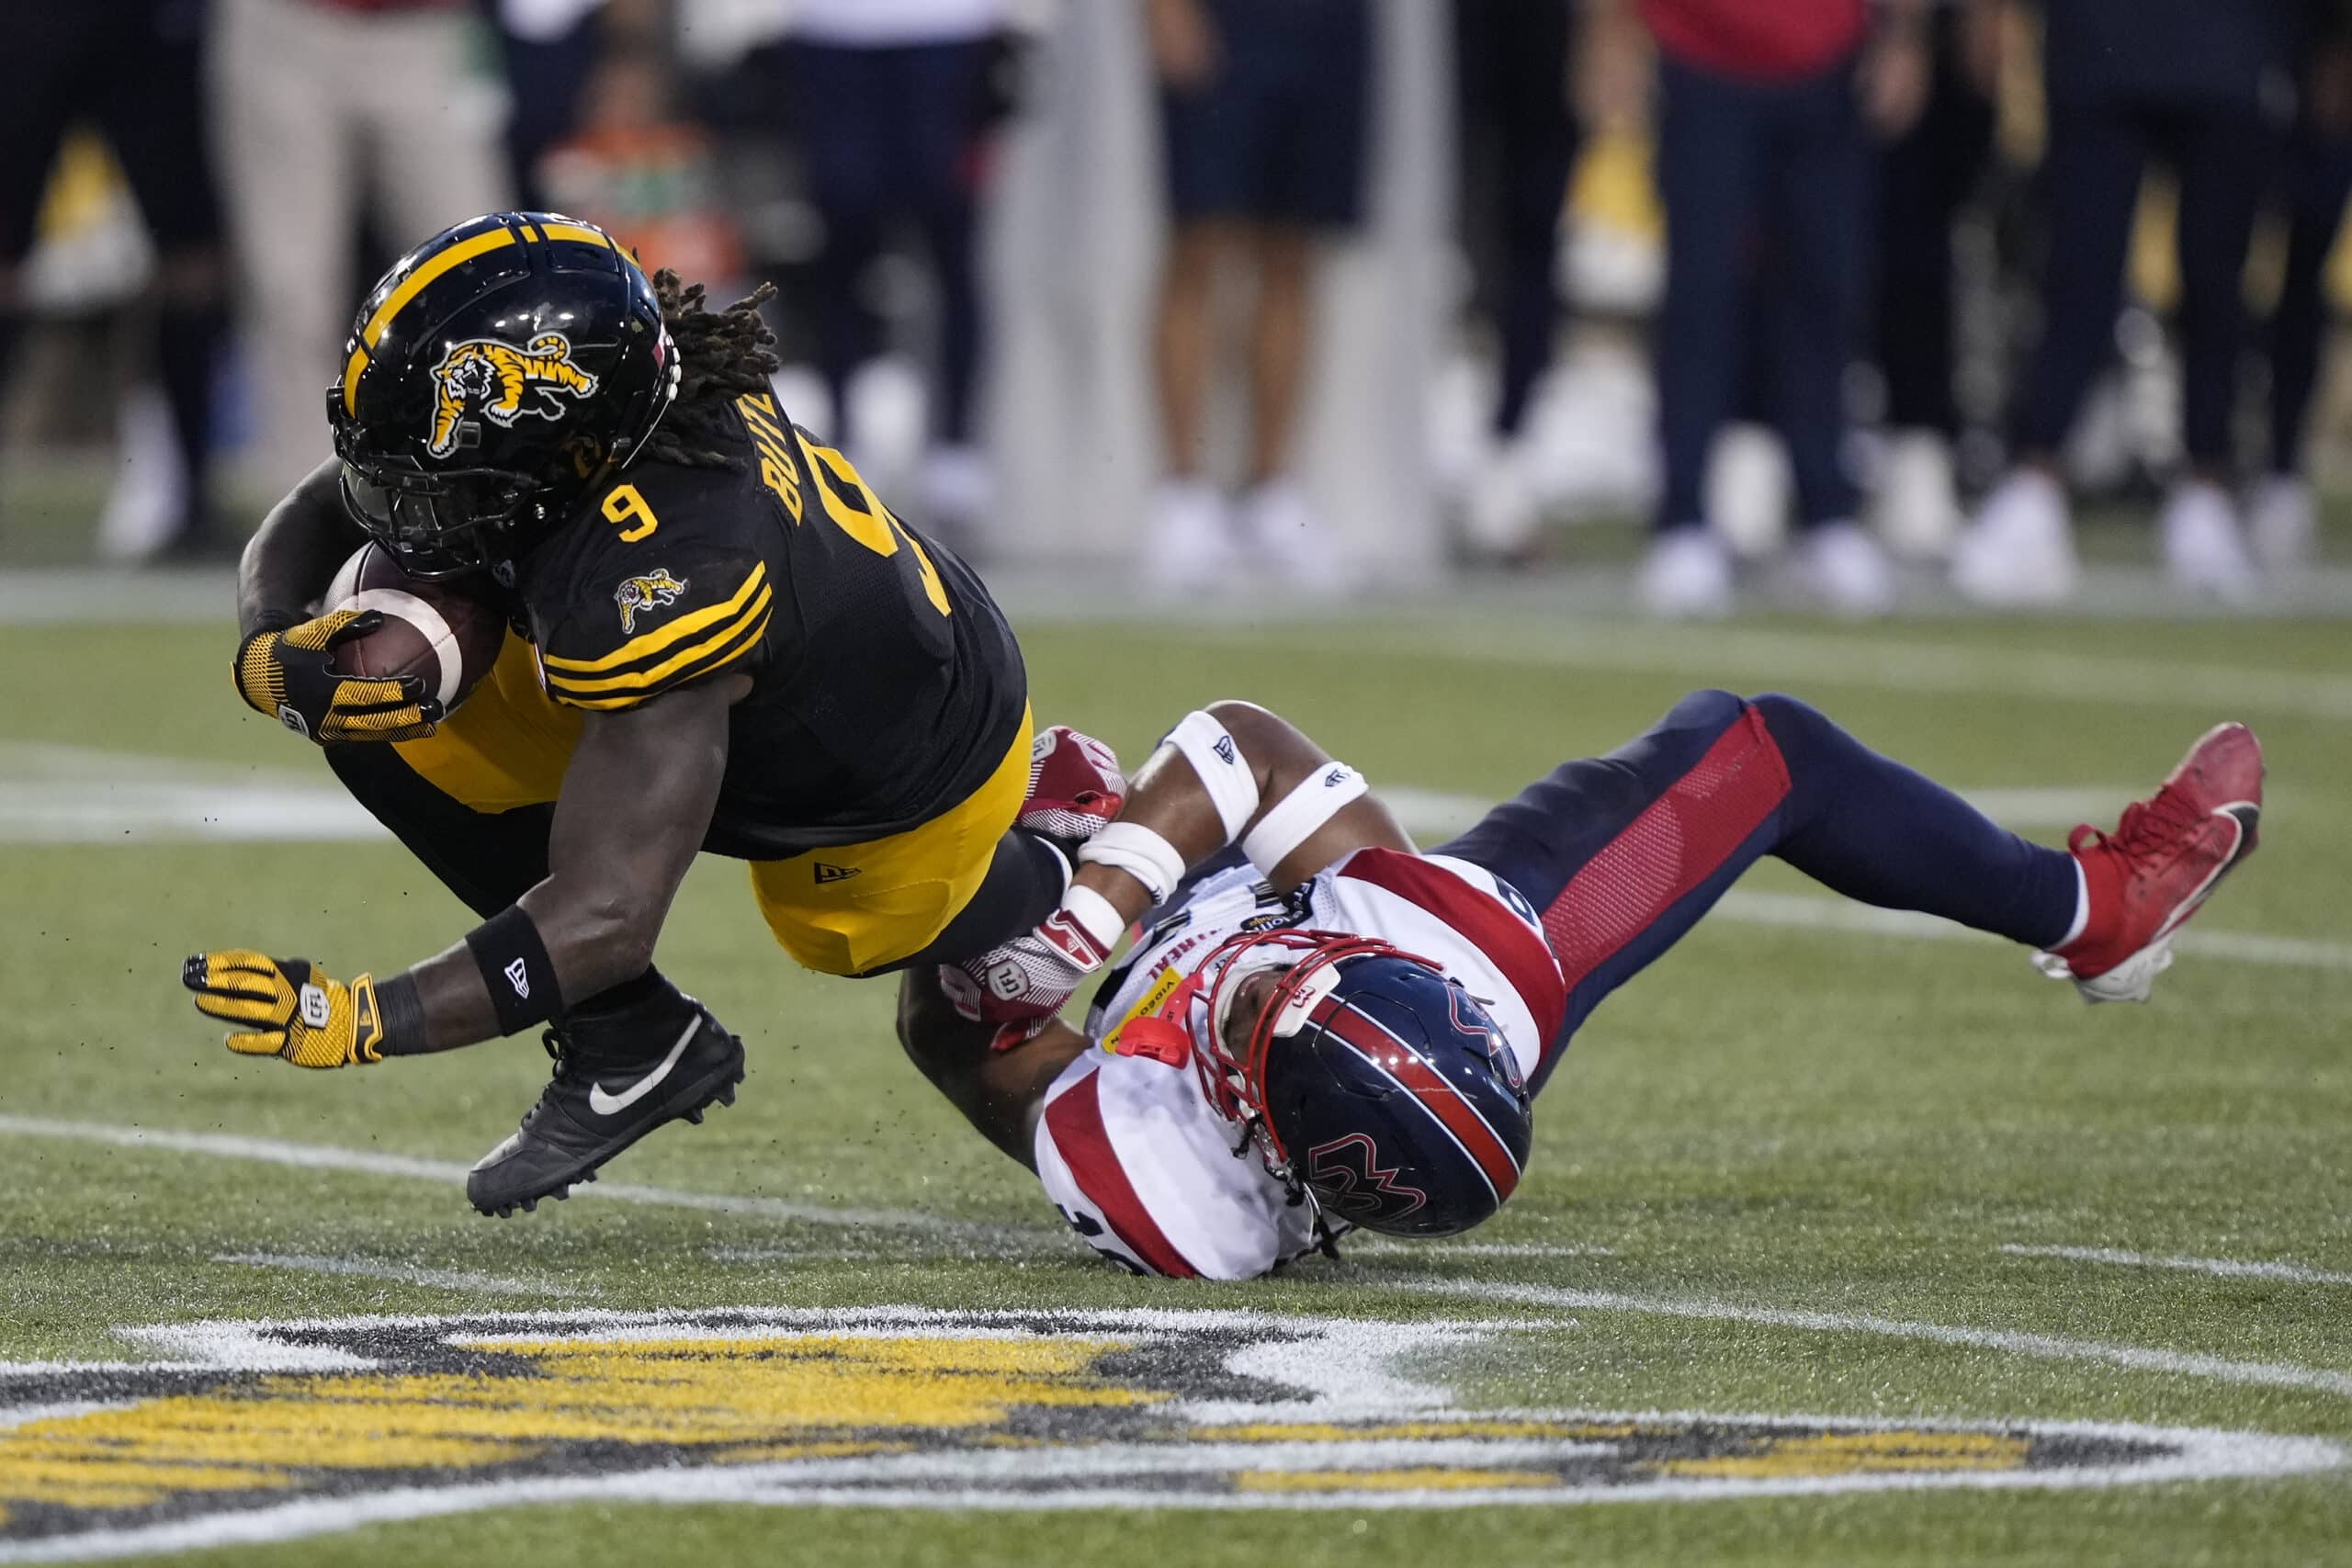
left=513, top=392, right=1027, bottom=859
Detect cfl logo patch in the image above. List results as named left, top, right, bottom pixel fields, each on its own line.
left=298, top=985, right=331, bottom=1030
left=504, top=959, right=531, bottom=999
left=984, top=960, right=1027, bottom=1001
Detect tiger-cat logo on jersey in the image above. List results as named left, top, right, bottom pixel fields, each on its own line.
left=615, top=569, right=687, bottom=634
left=427, top=333, right=599, bottom=457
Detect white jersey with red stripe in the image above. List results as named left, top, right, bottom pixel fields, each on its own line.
left=1032, top=847, right=1566, bottom=1280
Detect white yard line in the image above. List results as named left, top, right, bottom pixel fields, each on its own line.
left=0, top=743, right=379, bottom=845
left=1397, top=1279, right=2352, bottom=1400
left=1232, top=620, right=2352, bottom=724
left=17, top=765, right=2104, bottom=848
left=1998, top=1245, right=2352, bottom=1288
left=0, top=784, right=381, bottom=844
left=214, top=1251, right=588, bottom=1300
left=1713, top=888, right=2352, bottom=973
left=10, top=754, right=2342, bottom=967
left=0, top=1113, right=993, bottom=1238
left=1944, top=786, right=2141, bottom=826
left=1350, top=1241, right=1616, bottom=1259
left=19, top=561, right=2352, bottom=627
left=1389, top=784, right=2134, bottom=837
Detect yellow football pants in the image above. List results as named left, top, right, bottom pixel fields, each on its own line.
left=391, top=635, right=1032, bottom=976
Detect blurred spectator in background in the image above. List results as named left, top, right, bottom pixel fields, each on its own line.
left=787, top=0, right=1013, bottom=542
left=1452, top=0, right=1580, bottom=564
left=211, top=0, right=509, bottom=503
left=528, top=4, right=745, bottom=291
left=485, top=0, right=635, bottom=211
left=1952, top=0, right=2296, bottom=605
left=1145, top=0, right=1369, bottom=592
left=1865, top=0, right=1999, bottom=563
left=2, top=0, right=230, bottom=560
left=1619, top=0, right=1928, bottom=617
left=2250, top=4, right=2352, bottom=574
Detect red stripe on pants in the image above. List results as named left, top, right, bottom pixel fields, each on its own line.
left=1543, top=705, right=1792, bottom=991
left=1042, top=1071, right=1198, bottom=1279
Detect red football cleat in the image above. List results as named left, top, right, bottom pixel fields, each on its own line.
left=2038, top=722, right=2263, bottom=1003
left=1020, top=725, right=1125, bottom=847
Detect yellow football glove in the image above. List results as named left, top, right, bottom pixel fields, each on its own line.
left=182, top=952, right=388, bottom=1067
left=234, top=610, right=441, bottom=743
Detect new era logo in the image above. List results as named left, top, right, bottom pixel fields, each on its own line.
left=503, top=958, right=531, bottom=999
left=813, top=862, right=862, bottom=885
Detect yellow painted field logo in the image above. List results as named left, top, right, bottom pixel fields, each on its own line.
left=0, top=1308, right=2334, bottom=1562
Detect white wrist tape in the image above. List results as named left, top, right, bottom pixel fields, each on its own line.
left=1054, top=883, right=1127, bottom=963
left=1163, top=709, right=1261, bottom=841
left=1079, top=821, right=1187, bottom=904
left=1243, top=762, right=1367, bottom=874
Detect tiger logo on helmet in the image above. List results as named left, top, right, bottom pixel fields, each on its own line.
left=427, top=333, right=600, bottom=458
left=330, top=213, right=679, bottom=574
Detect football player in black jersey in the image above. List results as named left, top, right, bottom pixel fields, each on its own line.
left=182, top=214, right=1111, bottom=1216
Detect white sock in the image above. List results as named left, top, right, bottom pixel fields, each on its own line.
left=2053, top=859, right=2089, bottom=950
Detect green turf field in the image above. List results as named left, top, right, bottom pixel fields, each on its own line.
left=4, top=603, right=2350, bottom=1566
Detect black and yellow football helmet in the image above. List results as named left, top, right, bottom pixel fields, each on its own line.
left=327, top=212, right=680, bottom=576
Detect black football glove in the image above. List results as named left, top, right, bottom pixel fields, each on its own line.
left=183, top=952, right=389, bottom=1067
left=234, top=610, right=441, bottom=743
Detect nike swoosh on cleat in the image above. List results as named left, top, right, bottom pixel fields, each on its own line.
left=586, top=1019, right=699, bottom=1117
left=2149, top=803, right=2259, bottom=945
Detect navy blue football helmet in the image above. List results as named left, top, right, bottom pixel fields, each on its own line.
left=327, top=212, right=680, bottom=576
left=1179, top=931, right=1533, bottom=1237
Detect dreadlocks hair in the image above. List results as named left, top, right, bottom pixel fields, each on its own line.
left=637, top=268, right=781, bottom=470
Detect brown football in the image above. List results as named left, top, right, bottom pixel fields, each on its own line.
left=322, top=543, right=508, bottom=714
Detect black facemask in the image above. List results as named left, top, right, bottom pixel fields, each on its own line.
left=336, top=460, right=537, bottom=578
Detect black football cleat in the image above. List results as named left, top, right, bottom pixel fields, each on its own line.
left=468, top=1001, right=744, bottom=1217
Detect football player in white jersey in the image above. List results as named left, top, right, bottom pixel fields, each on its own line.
left=899, top=691, right=2264, bottom=1279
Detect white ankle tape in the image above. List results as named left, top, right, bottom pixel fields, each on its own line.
left=1163, top=710, right=1260, bottom=841
left=1243, top=762, right=1366, bottom=875
left=2057, top=858, right=2089, bottom=949
left=1079, top=821, right=1187, bottom=904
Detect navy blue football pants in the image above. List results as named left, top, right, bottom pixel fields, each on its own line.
left=790, top=38, right=994, bottom=446
left=2011, top=96, right=2271, bottom=468
left=1439, top=691, right=2079, bottom=1086
left=1652, top=55, right=1869, bottom=533
left=2267, top=118, right=2352, bottom=476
